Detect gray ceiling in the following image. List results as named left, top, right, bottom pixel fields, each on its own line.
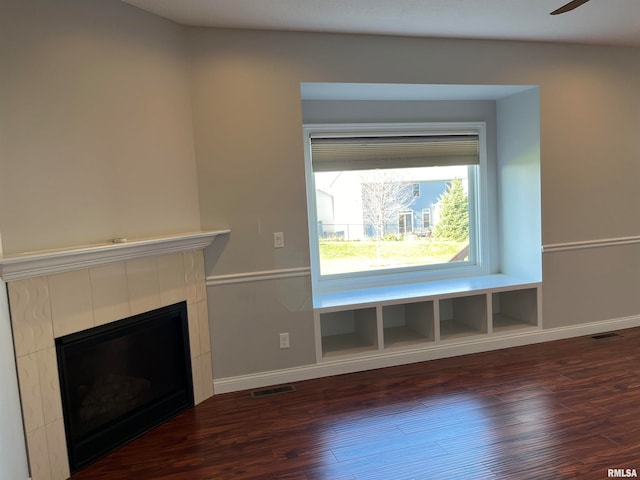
left=122, top=0, right=640, bottom=47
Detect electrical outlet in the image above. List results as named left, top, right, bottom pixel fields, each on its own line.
left=274, top=232, right=284, bottom=248
left=279, top=332, right=290, bottom=349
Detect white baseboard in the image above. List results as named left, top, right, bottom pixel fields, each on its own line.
left=213, top=314, right=640, bottom=394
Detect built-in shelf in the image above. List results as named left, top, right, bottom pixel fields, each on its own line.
left=314, top=275, right=541, bottom=362
left=491, top=288, right=539, bottom=334
left=382, top=301, right=434, bottom=349
left=439, top=294, right=488, bottom=341
left=320, top=308, right=378, bottom=357
left=0, top=230, right=230, bottom=281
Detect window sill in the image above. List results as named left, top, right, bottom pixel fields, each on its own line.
left=313, top=273, right=541, bottom=310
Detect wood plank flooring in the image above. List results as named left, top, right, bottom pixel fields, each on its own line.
left=71, top=328, right=640, bottom=480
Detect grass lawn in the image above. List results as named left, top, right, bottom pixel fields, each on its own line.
left=319, top=239, right=468, bottom=275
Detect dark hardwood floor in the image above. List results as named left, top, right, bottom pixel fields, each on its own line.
left=72, top=328, right=640, bottom=480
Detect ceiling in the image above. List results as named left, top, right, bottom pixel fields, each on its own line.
left=122, top=0, right=640, bottom=47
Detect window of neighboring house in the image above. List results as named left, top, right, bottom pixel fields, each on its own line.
left=399, top=210, right=413, bottom=235
left=304, top=122, right=489, bottom=292
left=422, top=209, right=431, bottom=230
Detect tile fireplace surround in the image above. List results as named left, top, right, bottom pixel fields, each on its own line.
left=0, top=231, right=229, bottom=480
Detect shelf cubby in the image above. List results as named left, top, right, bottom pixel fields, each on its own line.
left=382, top=301, right=435, bottom=348
left=492, top=288, right=539, bottom=333
left=319, top=307, right=378, bottom=358
left=439, top=294, right=488, bottom=340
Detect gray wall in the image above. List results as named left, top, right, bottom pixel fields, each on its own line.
left=0, top=282, right=29, bottom=480
left=190, top=28, right=640, bottom=378
left=0, top=0, right=201, bottom=254
left=496, top=88, right=541, bottom=280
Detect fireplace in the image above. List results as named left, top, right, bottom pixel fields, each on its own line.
left=1, top=233, right=225, bottom=480
left=56, top=301, right=194, bottom=472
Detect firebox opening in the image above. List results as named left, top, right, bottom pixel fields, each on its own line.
left=56, top=301, right=194, bottom=472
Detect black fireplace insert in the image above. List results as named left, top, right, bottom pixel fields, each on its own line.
left=56, top=301, right=194, bottom=472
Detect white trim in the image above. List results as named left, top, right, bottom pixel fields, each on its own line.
left=213, top=313, right=640, bottom=394
left=542, top=235, right=640, bottom=253
left=0, top=230, right=230, bottom=281
left=206, top=267, right=311, bottom=286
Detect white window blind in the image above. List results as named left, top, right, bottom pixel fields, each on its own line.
left=310, top=134, right=479, bottom=172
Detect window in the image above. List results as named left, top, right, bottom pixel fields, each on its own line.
left=422, top=209, right=431, bottom=229
left=304, top=122, right=489, bottom=292
left=398, top=211, right=413, bottom=235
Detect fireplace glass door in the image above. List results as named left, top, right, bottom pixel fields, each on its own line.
left=56, top=301, right=194, bottom=472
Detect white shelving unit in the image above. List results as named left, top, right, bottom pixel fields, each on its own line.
left=313, top=275, right=541, bottom=362
left=439, top=294, right=488, bottom=341
left=382, top=301, right=435, bottom=349
left=319, top=307, right=378, bottom=358
left=491, top=287, right=539, bottom=333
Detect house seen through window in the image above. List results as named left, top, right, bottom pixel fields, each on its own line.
left=305, top=124, right=484, bottom=286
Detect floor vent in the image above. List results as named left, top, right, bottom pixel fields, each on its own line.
left=251, top=385, right=296, bottom=399
left=592, top=332, right=621, bottom=340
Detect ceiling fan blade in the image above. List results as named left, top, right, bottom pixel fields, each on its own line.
left=550, top=0, right=591, bottom=15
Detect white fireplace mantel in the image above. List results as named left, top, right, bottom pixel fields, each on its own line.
left=0, top=229, right=230, bottom=282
